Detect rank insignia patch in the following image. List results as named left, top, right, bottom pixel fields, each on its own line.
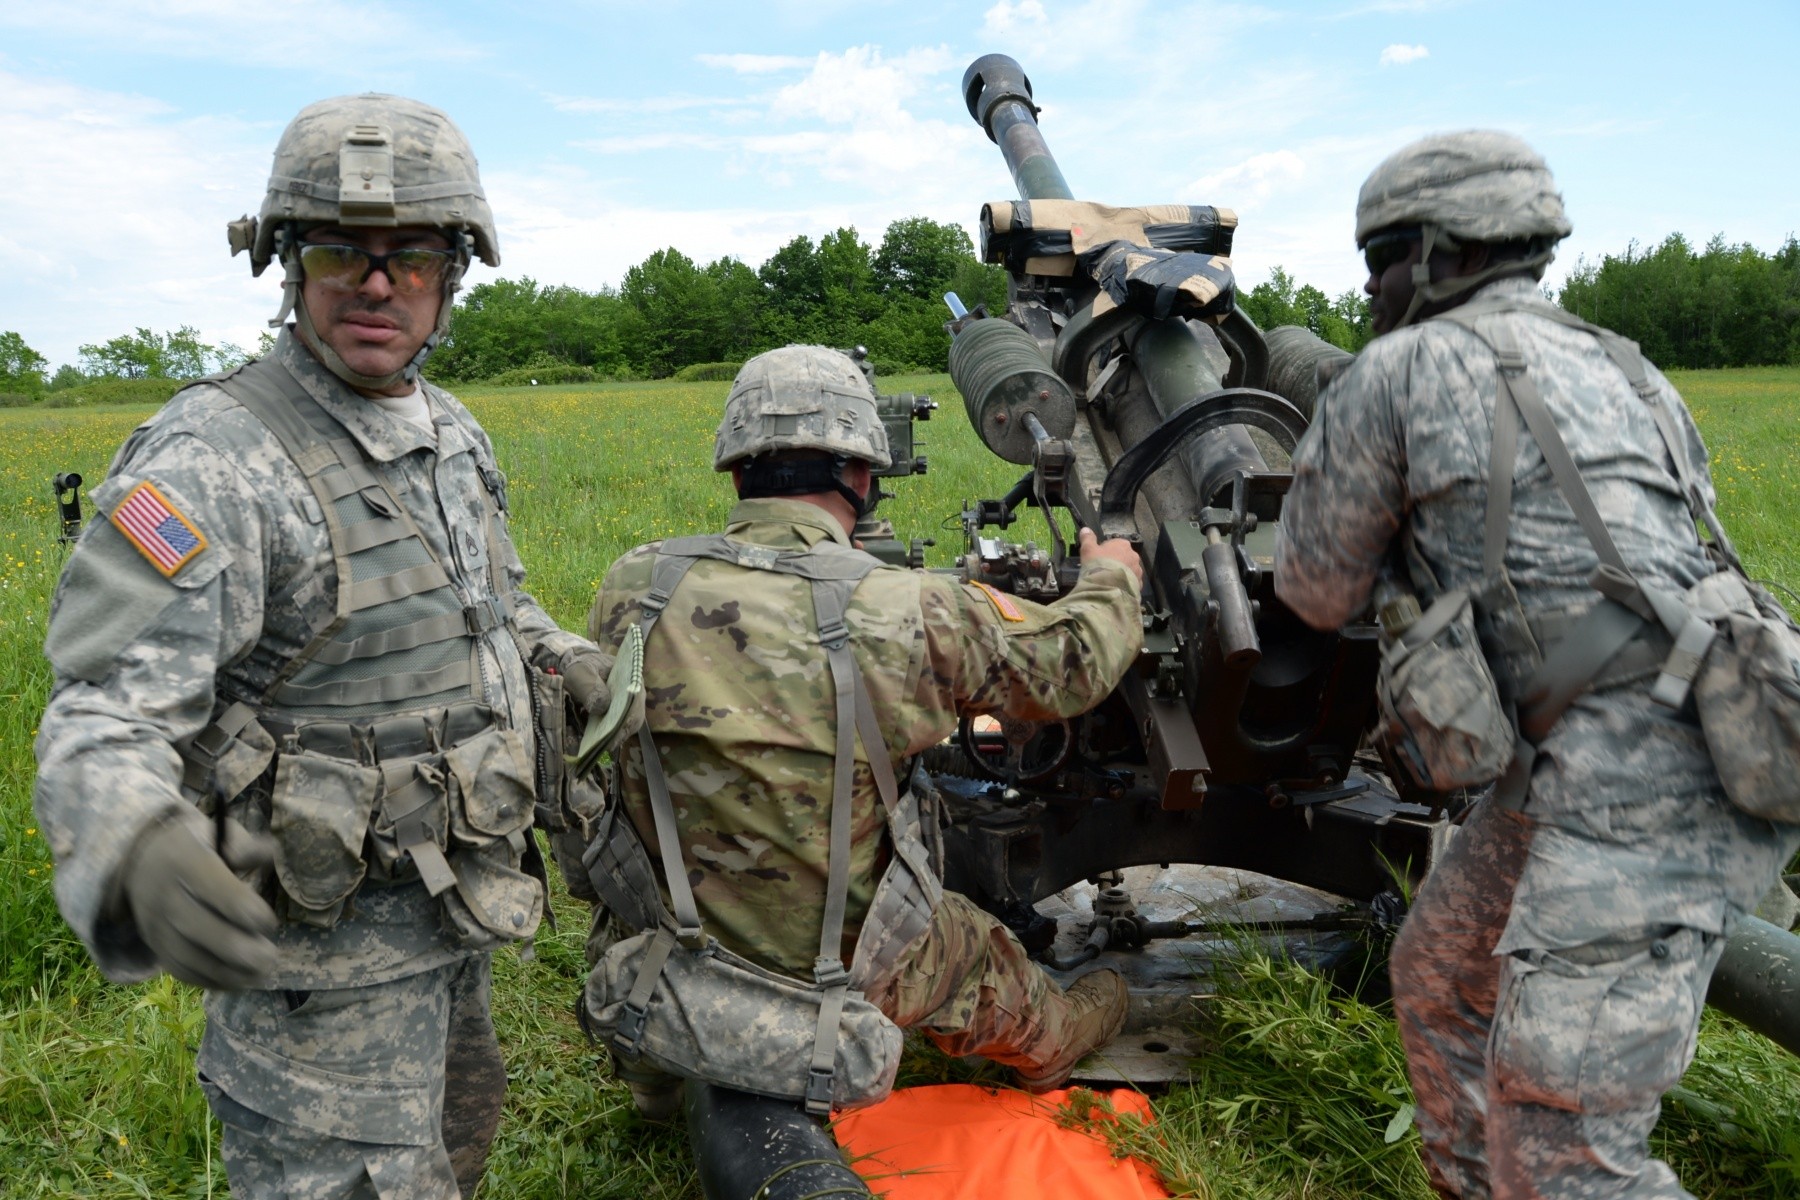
left=111, top=480, right=207, bottom=577
left=971, top=581, right=1027, bottom=623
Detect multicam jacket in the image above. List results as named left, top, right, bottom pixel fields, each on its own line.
left=588, top=497, right=1143, bottom=978
left=34, top=331, right=589, bottom=987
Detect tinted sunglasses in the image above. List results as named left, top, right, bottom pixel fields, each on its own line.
left=1363, top=229, right=1422, bottom=278
left=298, top=243, right=456, bottom=294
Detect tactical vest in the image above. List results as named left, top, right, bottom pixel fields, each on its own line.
left=179, top=354, right=546, bottom=948
left=581, top=534, right=942, bottom=1113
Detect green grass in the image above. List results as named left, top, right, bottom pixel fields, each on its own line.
left=1, top=367, right=1797, bottom=1196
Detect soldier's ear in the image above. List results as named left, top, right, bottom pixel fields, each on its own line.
left=843, top=461, right=872, bottom=497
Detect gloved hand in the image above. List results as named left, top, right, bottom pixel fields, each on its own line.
left=122, top=815, right=279, bottom=991
left=556, top=647, right=612, bottom=717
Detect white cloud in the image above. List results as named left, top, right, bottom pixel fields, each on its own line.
left=982, top=0, right=1051, bottom=34
left=1379, top=43, right=1430, bottom=67
left=1188, top=150, right=1307, bottom=209
left=978, top=0, right=1147, bottom=69
left=0, top=70, right=275, bottom=367
left=696, top=53, right=814, bottom=74
left=0, top=0, right=479, bottom=69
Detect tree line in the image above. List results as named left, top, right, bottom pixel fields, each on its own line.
left=1558, top=233, right=1800, bottom=369
left=5, top=227, right=1795, bottom=403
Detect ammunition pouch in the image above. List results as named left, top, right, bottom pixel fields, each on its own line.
left=1684, top=570, right=1800, bottom=824
left=584, top=924, right=903, bottom=1112
left=190, top=702, right=544, bottom=946
left=1375, top=587, right=1514, bottom=793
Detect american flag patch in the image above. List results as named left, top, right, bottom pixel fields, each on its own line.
left=110, top=480, right=207, bottom=577
left=970, top=581, right=1027, bottom=623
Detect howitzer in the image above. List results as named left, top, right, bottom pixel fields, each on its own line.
left=927, top=53, right=1800, bottom=1056
left=931, top=53, right=1428, bottom=945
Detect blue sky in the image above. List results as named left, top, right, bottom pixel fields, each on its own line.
left=2, top=0, right=1795, bottom=370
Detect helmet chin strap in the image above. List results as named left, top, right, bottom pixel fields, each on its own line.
left=273, top=224, right=469, bottom=393
left=1393, top=223, right=1558, bottom=330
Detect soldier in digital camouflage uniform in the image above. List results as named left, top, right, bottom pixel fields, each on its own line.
left=34, top=95, right=610, bottom=1198
left=1273, top=131, right=1800, bottom=1198
left=583, top=345, right=1143, bottom=1118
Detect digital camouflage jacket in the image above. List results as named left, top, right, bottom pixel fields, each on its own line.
left=1274, top=276, right=1794, bottom=950
left=34, top=331, right=589, bottom=987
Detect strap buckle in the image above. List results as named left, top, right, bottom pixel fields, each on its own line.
left=676, top=923, right=706, bottom=952
left=813, top=957, right=849, bottom=989
left=639, top=588, right=672, bottom=617
left=1493, top=348, right=1528, bottom=375
left=803, top=1066, right=835, bottom=1116
left=614, top=1002, right=649, bottom=1058
left=463, top=594, right=511, bottom=635
left=817, top=618, right=850, bottom=651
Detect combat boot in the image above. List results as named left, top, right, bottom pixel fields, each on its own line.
left=1014, top=968, right=1130, bottom=1094
left=626, top=1077, right=686, bottom=1123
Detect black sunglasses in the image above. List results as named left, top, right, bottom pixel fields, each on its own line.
left=298, top=243, right=456, bottom=295
left=1363, top=229, right=1423, bottom=278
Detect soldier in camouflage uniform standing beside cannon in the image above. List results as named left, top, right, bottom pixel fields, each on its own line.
left=33, top=95, right=610, bottom=1198
left=1274, top=131, right=1800, bottom=1198
left=577, top=346, right=1144, bottom=1121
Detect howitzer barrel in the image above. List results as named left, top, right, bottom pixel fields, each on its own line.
left=1707, top=914, right=1800, bottom=1056
left=1263, top=325, right=1354, bottom=422
left=963, top=54, right=1074, bottom=201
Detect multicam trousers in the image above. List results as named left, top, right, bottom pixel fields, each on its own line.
left=863, top=890, right=1078, bottom=1072
left=197, top=955, right=505, bottom=1200
left=1390, top=799, right=1727, bottom=1200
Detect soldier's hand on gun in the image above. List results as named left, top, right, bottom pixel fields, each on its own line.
left=122, top=815, right=279, bottom=991
left=1078, top=527, right=1144, bottom=587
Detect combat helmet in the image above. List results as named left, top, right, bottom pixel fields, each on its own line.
left=1355, top=130, right=1571, bottom=328
left=227, top=94, right=500, bottom=389
left=715, top=345, right=892, bottom=516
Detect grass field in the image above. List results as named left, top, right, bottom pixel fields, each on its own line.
left=2, top=366, right=1798, bottom=1197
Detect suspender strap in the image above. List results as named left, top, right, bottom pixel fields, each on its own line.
left=809, top=576, right=860, bottom=1115
left=614, top=552, right=706, bottom=1059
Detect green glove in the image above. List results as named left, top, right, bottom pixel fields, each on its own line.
left=569, top=625, right=646, bottom=776
left=123, top=815, right=279, bottom=991
left=557, top=647, right=613, bottom=717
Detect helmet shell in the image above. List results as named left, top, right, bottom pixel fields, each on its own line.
left=243, top=93, right=500, bottom=274
left=1355, top=130, right=1572, bottom=247
left=714, top=346, right=893, bottom=470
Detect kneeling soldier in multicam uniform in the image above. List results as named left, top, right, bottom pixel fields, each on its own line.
left=580, top=345, right=1144, bottom=1119
left=34, top=95, right=610, bottom=1198
left=1274, top=131, right=1800, bottom=1199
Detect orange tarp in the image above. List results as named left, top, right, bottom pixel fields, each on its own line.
left=833, top=1084, right=1172, bottom=1200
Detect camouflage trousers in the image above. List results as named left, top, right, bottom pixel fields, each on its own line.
left=198, top=955, right=505, bottom=1199
left=1390, top=799, right=1727, bottom=1200
left=863, top=890, right=1075, bottom=1072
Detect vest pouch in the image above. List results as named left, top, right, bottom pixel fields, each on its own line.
left=268, top=750, right=381, bottom=920
left=1687, top=571, right=1800, bottom=824
left=440, top=847, right=545, bottom=949
left=445, top=725, right=535, bottom=845
left=1375, top=588, right=1515, bottom=792
left=584, top=931, right=903, bottom=1111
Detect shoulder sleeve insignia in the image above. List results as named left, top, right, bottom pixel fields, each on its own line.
left=969, top=581, right=1028, bottom=623
left=109, top=480, right=208, bottom=577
